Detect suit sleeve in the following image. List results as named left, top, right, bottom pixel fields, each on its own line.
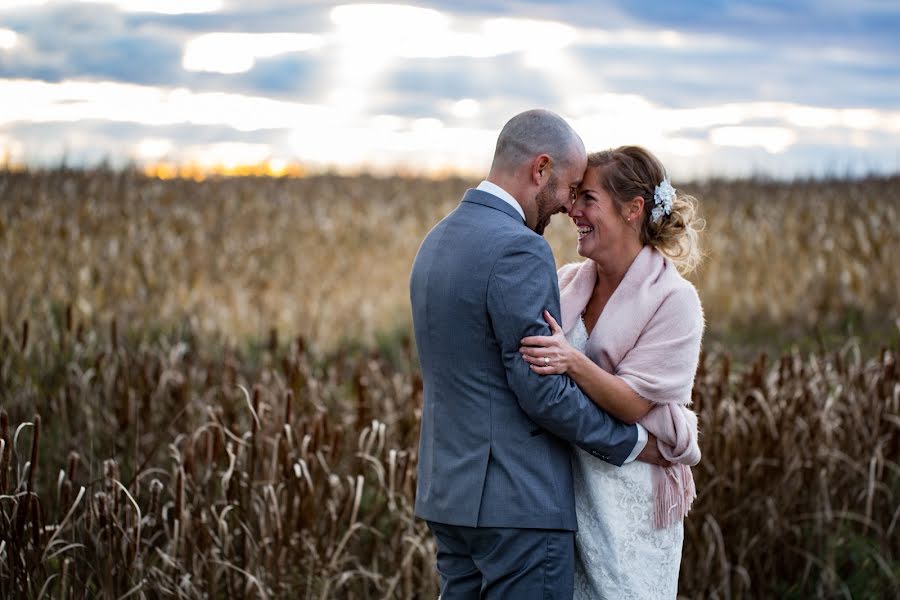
left=487, top=235, right=639, bottom=466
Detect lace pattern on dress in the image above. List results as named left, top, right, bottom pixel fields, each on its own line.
left=567, top=318, right=683, bottom=600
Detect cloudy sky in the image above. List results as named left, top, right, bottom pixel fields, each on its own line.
left=1, top=0, right=899, bottom=178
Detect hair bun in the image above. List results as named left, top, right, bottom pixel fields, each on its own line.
left=648, top=190, right=704, bottom=274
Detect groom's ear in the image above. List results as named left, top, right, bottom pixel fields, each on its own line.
left=531, top=154, right=552, bottom=185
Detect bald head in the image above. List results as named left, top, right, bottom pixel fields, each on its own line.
left=490, top=109, right=584, bottom=173
left=485, top=109, right=587, bottom=235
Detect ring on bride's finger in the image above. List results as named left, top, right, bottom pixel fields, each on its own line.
left=543, top=357, right=550, bottom=365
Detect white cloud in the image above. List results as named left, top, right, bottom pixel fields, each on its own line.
left=450, top=99, right=480, bottom=120
left=0, top=78, right=333, bottom=131
left=289, top=118, right=496, bottom=174
left=709, top=126, right=798, bottom=153
left=2, top=77, right=899, bottom=176
left=0, top=29, right=19, bottom=50
left=135, top=137, right=173, bottom=160
left=482, top=18, right=577, bottom=56
left=570, top=94, right=900, bottom=158
left=0, top=0, right=223, bottom=13
left=0, top=0, right=49, bottom=9
left=182, top=33, right=326, bottom=74
left=330, top=4, right=577, bottom=59
left=577, top=27, right=735, bottom=50
left=74, top=0, right=223, bottom=14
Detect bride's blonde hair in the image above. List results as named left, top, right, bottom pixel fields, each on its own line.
left=588, top=146, right=704, bottom=274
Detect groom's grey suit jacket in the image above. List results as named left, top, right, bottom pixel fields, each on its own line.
left=410, top=189, right=639, bottom=531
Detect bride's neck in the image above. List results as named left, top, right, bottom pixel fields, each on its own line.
left=592, top=244, right=642, bottom=291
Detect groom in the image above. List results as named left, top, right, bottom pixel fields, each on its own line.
left=410, top=109, right=667, bottom=598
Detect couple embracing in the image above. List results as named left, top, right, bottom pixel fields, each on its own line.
left=410, top=109, right=704, bottom=599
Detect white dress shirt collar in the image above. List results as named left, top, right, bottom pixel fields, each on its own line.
left=476, top=180, right=526, bottom=222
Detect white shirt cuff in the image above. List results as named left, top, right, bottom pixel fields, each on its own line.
left=623, top=423, right=648, bottom=464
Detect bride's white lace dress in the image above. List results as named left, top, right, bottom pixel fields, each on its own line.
left=568, top=319, right=684, bottom=599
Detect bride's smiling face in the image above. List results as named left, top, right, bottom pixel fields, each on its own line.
left=570, top=166, right=636, bottom=260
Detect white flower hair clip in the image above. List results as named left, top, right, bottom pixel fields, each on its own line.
left=651, top=178, right=676, bottom=224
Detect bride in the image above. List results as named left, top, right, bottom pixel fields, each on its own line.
left=519, top=145, right=704, bottom=598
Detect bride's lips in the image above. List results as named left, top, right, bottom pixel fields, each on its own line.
left=574, top=221, right=594, bottom=240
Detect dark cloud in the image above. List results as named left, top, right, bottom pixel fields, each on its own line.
left=123, top=3, right=332, bottom=35
left=614, top=0, right=900, bottom=54
left=385, top=55, right=560, bottom=107
left=570, top=38, right=900, bottom=110
left=220, top=54, right=327, bottom=99
left=4, top=0, right=897, bottom=107
left=1, top=4, right=188, bottom=85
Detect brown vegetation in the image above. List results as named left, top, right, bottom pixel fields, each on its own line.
left=1, top=169, right=897, bottom=348
left=0, top=316, right=897, bottom=597
left=0, top=169, right=898, bottom=597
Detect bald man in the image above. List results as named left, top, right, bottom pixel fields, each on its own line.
left=410, top=109, right=663, bottom=598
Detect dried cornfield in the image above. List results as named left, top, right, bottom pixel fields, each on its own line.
left=1, top=169, right=897, bottom=349
left=0, top=168, right=898, bottom=598
left=0, top=317, right=897, bottom=598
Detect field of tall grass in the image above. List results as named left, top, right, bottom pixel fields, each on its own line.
left=1, top=168, right=898, bottom=598
left=2, top=169, right=896, bottom=349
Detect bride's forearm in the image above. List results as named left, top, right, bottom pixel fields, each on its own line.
left=568, top=353, right=653, bottom=425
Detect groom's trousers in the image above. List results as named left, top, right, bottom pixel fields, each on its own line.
left=427, top=521, right=575, bottom=599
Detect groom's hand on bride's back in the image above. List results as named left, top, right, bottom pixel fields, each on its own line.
left=637, top=433, right=673, bottom=467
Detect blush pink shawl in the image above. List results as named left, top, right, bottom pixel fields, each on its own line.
left=558, top=246, right=704, bottom=528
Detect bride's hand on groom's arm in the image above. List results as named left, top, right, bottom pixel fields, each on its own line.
left=519, top=310, right=585, bottom=375
left=521, top=310, right=655, bottom=427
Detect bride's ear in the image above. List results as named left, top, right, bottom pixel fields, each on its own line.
left=626, top=195, right=644, bottom=222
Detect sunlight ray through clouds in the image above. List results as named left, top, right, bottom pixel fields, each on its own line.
left=325, top=4, right=582, bottom=124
